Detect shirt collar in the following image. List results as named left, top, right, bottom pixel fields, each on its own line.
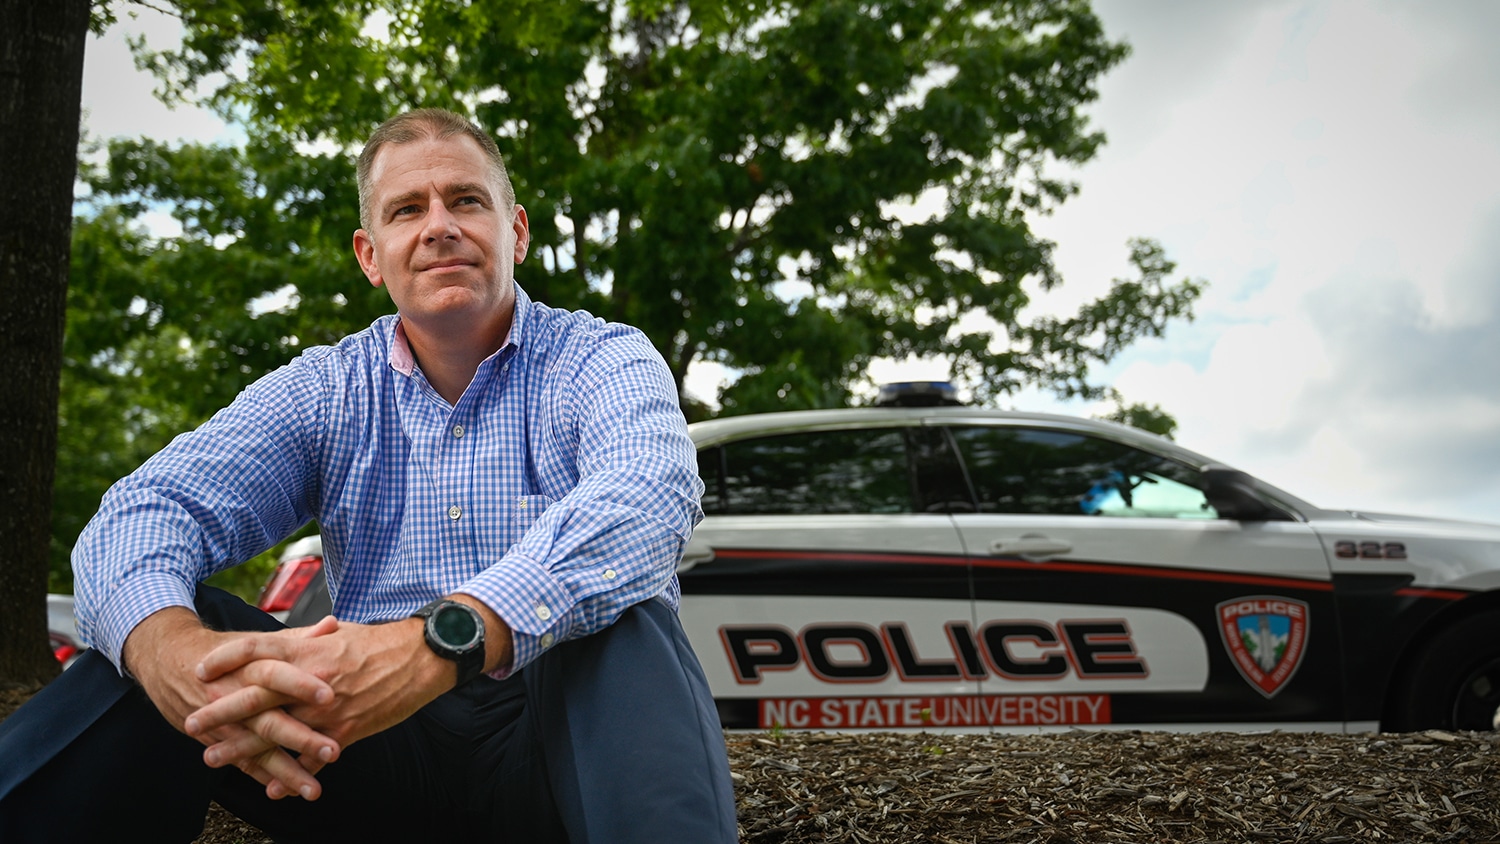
left=387, top=283, right=532, bottom=377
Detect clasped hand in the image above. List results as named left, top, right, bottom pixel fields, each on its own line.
left=177, top=615, right=445, bottom=802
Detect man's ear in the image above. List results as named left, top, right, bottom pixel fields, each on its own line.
left=512, top=205, right=530, bottom=264
left=353, top=229, right=384, bottom=287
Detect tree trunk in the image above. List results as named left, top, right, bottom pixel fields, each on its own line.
left=0, top=0, right=90, bottom=686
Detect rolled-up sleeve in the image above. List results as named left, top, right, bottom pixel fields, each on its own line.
left=72, top=363, right=324, bottom=671
left=460, top=328, right=703, bottom=674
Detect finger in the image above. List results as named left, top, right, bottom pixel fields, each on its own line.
left=197, top=619, right=339, bottom=681
left=292, top=615, right=340, bottom=638
left=202, top=723, right=278, bottom=784
left=238, top=658, right=334, bottom=707
left=235, top=756, right=277, bottom=790
left=196, top=634, right=293, bottom=682
left=188, top=662, right=333, bottom=734
left=186, top=683, right=290, bottom=736
left=207, top=725, right=324, bottom=802
left=203, top=710, right=340, bottom=769
left=251, top=746, right=325, bottom=801
left=297, top=753, right=328, bottom=779
left=198, top=721, right=273, bottom=756
left=269, top=750, right=329, bottom=798
left=208, top=722, right=326, bottom=802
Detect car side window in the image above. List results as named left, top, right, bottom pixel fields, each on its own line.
left=714, top=428, right=914, bottom=515
left=948, top=426, right=1217, bottom=519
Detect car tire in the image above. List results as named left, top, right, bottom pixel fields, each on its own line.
left=1388, top=612, right=1500, bottom=732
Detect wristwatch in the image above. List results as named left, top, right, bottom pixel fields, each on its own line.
left=412, top=598, right=486, bottom=686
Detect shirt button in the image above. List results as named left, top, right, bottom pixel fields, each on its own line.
left=535, top=605, right=552, bottom=621
left=540, top=633, right=555, bottom=649
left=603, top=569, right=617, bottom=580
left=452, top=425, right=464, bottom=438
left=447, top=505, right=462, bottom=520
left=518, top=498, right=527, bottom=510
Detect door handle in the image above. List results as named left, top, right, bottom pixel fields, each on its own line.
left=989, top=535, right=1073, bottom=562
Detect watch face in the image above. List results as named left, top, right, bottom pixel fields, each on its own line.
left=434, top=605, right=480, bottom=648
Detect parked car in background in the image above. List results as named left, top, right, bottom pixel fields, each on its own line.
left=258, top=383, right=1500, bottom=733
left=258, top=535, right=330, bottom=626
left=47, top=593, right=82, bottom=668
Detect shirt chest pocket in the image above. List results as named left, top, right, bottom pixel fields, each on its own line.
left=476, top=494, right=554, bottom=561
left=511, top=494, right=554, bottom=533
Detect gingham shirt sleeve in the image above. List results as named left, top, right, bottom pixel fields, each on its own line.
left=459, top=327, right=704, bottom=675
left=71, top=361, right=325, bottom=672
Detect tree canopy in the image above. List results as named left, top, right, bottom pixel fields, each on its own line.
left=54, top=0, right=1205, bottom=586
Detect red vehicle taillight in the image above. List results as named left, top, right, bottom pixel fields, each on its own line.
left=257, top=555, right=324, bottom=613
left=49, top=634, right=77, bottom=664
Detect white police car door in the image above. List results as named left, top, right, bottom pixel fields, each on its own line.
left=677, top=424, right=979, bottom=731
left=940, top=423, right=1343, bottom=731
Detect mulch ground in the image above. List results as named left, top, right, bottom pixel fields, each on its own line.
left=7, top=685, right=1499, bottom=842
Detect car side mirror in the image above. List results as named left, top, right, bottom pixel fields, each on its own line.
left=1202, top=467, right=1291, bottom=522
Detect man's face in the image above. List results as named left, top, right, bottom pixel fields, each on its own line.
left=353, top=134, right=528, bottom=334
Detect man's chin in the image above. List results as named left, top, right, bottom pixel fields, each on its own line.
left=398, top=287, right=513, bottom=329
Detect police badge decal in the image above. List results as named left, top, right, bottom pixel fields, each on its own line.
left=1217, top=596, right=1310, bottom=698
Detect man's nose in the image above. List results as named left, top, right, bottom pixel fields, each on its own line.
left=422, top=203, right=461, bottom=242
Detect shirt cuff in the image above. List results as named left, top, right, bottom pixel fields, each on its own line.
left=461, top=553, right=577, bottom=677
left=92, top=572, right=197, bottom=675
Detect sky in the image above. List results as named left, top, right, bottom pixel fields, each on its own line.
left=82, top=1, right=1500, bottom=525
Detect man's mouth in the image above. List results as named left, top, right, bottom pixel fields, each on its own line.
left=420, top=259, right=473, bottom=272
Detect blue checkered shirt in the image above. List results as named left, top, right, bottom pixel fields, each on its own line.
left=73, top=285, right=703, bottom=676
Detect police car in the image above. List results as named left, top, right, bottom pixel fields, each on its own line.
left=262, top=382, right=1500, bottom=733
left=679, top=383, right=1500, bottom=734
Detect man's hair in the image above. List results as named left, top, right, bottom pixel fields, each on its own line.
left=356, top=108, right=516, bottom=230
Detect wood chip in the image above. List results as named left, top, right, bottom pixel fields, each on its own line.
left=9, top=687, right=1499, bottom=844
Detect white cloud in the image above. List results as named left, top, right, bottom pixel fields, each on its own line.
left=1025, top=0, right=1500, bottom=523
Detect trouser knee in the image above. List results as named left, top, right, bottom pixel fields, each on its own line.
left=519, top=599, right=737, bottom=843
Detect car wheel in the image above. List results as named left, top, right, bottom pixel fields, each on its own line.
left=1388, top=612, right=1500, bottom=732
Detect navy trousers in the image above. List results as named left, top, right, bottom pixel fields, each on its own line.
left=0, top=588, right=737, bottom=843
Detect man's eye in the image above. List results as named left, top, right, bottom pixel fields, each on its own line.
left=394, top=205, right=420, bottom=216
left=455, top=196, right=481, bottom=206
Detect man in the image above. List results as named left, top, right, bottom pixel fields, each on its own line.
left=0, top=108, right=737, bottom=842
